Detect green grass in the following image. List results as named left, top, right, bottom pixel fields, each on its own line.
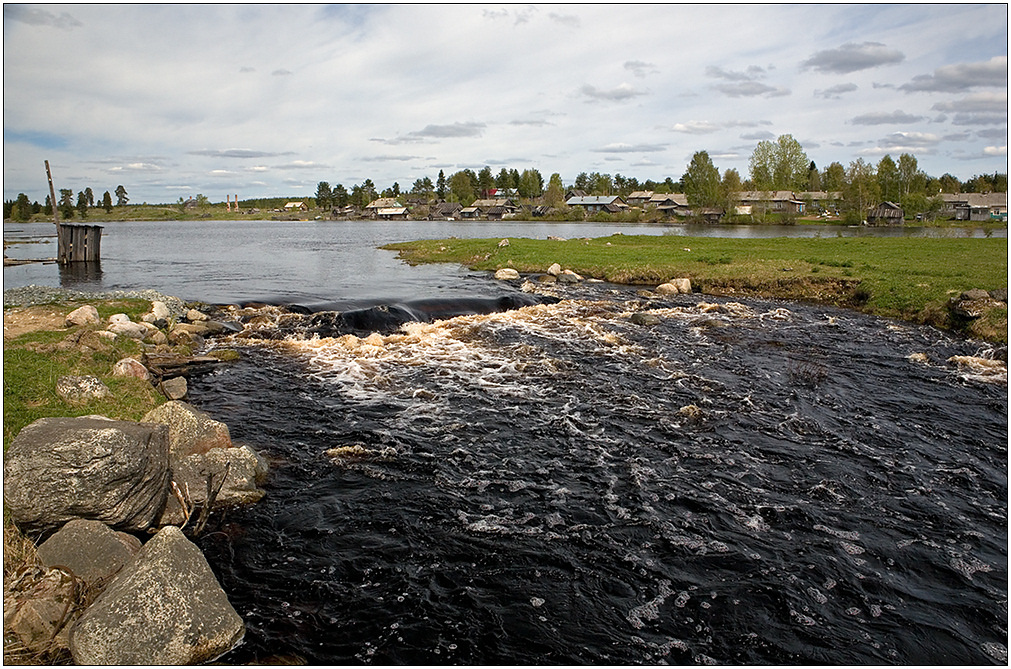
left=383, top=235, right=1008, bottom=341
left=3, top=302, right=167, bottom=449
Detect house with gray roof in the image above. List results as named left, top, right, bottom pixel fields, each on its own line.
left=565, top=195, right=629, bottom=213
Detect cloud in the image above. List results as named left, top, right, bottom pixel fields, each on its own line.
left=272, top=69, right=293, bottom=76
left=801, top=42, right=904, bottom=74
left=671, top=121, right=721, bottom=134
left=508, top=119, right=554, bottom=127
left=580, top=83, right=647, bottom=102
left=3, top=5, right=82, bottom=30
left=815, top=83, right=858, bottom=99
left=977, top=128, right=1008, bottom=140
left=849, top=110, right=925, bottom=125
left=624, top=60, right=657, bottom=78
left=189, top=149, right=290, bottom=159
left=949, top=112, right=1008, bottom=126
left=705, top=65, right=768, bottom=81
left=410, top=122, right=486, bottom=138
left=108, top=163, right=163, bottom=173
left=275, top=160, right=327, bottom=169
left=591, top=143, right=666, bottom=153
left=932, top=92, right=1008, bottom=113
left=740, top=131, right=776, bottom=140
left=360, top=155, right=425, bottom=162
left=239, top=66, right=255, bottom=74
left=899, top=56, right=1008, bottom=92
left=548, top=13, right=580, bottom=28
left=879, top=131, right=941, bottom=149
left=984, top=146, right=1008, bottom=156
left=714, top=81, right=789, bottom=98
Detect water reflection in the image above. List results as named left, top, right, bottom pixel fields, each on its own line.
left=59, top=260, right=103, bottom=287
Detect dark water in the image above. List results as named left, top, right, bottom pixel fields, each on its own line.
left=5, top=219, right=1006, bottom=663
left=186, top=284, right=1007, bottom=665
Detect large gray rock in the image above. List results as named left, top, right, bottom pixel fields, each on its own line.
left=36, top=519, right=141, bottom=589
left=65, top=304, right=101, bottom=327
left=69, top=526, right=245, bottom=665
left=55, top=375, right=112, bottom=405
left=142, top=400, right=232, bottom=458
left=4, top=417, right=171, bottom=533
left=157, top=446, right=266, bottom=526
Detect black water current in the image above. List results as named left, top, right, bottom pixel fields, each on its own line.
left=186, top=282, right=1007, bottom=665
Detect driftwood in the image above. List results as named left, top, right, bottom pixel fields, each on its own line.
left=142, top=353, right=222, bottom=380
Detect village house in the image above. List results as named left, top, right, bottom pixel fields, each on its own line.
left=647, top=193, right=690, bottom=217
left=866, top=201, right=904, bottom=225
left=364, top=197, right=402, bottom=219
left=461, top=198, right=519, bottom=220
left=940, top=192, right=1008, bottom=222
left=626, top=191, right=654, bottom=207
left=734, top=191, right=806, bottom=215
left=565, top=195, right=629, bottom=213
left=797, top=191, right=843, bottom=214
left=428, top=202, right=463, bottom=220
left=283, top=201, right=308, bottom=212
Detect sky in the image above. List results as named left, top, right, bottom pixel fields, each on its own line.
left=3, top=3, right=1008, bottom=203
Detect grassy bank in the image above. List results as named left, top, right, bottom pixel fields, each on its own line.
left=383, top=235, right=1008, bottom=342
left=3, top=299, right=166, bottom=449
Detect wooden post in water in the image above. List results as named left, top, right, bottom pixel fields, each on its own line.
left=45, top=160, right=59, bottom=227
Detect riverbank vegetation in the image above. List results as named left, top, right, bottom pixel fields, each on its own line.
left=3, top=299, right=166, bottom=449
left=384, top=235, right=1008, bottom=342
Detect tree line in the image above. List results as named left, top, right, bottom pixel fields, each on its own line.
left=4, top=185, right=128, bottom=222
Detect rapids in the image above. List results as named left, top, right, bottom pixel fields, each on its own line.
left=190, top=283, right=1007, bottom=664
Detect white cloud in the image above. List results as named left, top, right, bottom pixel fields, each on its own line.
left=900, top=56, right=1008, bottom=93
left=984, top=146, right=1008, bottom=156
left=801, top=42, right=905, bottom=74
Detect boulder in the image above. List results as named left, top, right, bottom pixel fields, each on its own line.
left=107, top=316, right=150, bottom=339
left=157, top=447, right=266, bottom=526
left=36, top=519, right=141, bottom=590
left=160, top=376, right=188, bottom=400
left=3, top=417, right=170, bottom=534
left=168, top=326, right=205, bottom=348
left=145, top=330, right=169, bottom=346
left=547, top=262, right=562, bottom=276
left=630, top=312, right=660, bottom=326
left=108, top=313, right=132, bottom=326
left=495, top=268, right=520, bottom=281
left=65, top=305, right=100, bottom=327
left=69, top=526, right=245, bottom=665
left=655, top=282, right=680, bottom=296
left=186, top=308, right=210, bottom=322
left=151, top=301, right=171, bottom=321
left=557, top=270, right=583, bottom=284
left=56, top=375, right=112, bottom=405
left=112, top=357, right=150, bottom=381
left=142, top=400, right=232, bottom=457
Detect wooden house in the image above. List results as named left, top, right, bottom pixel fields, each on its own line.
left=565, top=195, right=629, bottom=213
left=284, top=201, right=308, bottom=212
left=734, top=191, right=805, bottom=215
left=866, top=201, right=904, bottom=225
left=428, top=202, right=463, bottom=220
left=626, top=191, right=654, bottom=207
left=376, top=207, right=409, bottom=220
left=940, top=192, right=1008, bottom=222
left=364, top=198, right=401, bottom=218
left=648, top=193, right=689, bottom=217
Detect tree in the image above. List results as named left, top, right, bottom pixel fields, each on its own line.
left=876, top=155, right=899, bottom=202
left=573, top=172, right=590, bottom=192
left=495, top=168, right=511, bottom=190
left=897, top=153, right=925, bottom=196
left=938, top=173, right=961, bottom=193
left=448, top=170, right=477, bottom=205
left=59, top=188, right=75, bottom=219
left=681, top=151, right=721, bottom=213
left=749, top=134, right=809, bottom=191
left=101, top=191, right=112, bottom=212
left=844, top=158, right=880, bottom=222
left=518, top=168, right=544, bottom=199
left=806, top=161, right=821, bottom=191
left=76, top=190, right=89, bottom=218
left=315, top=182, right=333, bottom=211
left=12, top=193, right=32, bottom=221
left=544, top=173, right=565, bottom=208
left=821, top=162, right=847, bottom=192
left=721, top=168, right=743, bottom=214
left=333, top=184, right=349, bottom=208
left=84, top=187, right=94, bottom=207
left=44, top=195, right=53, bottom=216
left=115, top=185, right=128, bottom=206
left=477, top=166, right=494, bottom=198
left=436, top=170, right=447, bottom=200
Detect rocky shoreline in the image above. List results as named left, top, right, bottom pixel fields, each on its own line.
left=3, top=287, right=267, bottom=664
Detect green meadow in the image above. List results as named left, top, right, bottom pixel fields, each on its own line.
left=384, top=234, right=1008, bottom=342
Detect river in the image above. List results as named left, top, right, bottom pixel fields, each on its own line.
left=3, top=219, right=1008, bottom=664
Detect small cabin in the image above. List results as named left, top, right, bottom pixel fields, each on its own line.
left=867, top=201, right=904, bottom=225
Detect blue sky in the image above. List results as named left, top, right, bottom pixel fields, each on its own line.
left=3, top=3, right=1007, bottom=203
